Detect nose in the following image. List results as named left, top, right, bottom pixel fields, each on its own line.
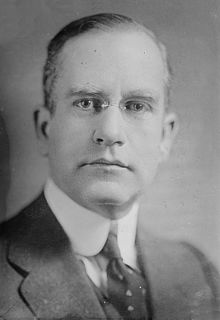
left=92, top=106, right=126, bottom=147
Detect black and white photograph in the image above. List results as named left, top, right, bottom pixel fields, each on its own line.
left=0, top=1, right=219, bottom=319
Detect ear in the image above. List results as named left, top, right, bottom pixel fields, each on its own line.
left=33, top=106, right=51, bottom=157
left=159, top=112, right=179, bottom=162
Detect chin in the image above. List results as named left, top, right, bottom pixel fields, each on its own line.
left=81, top=183, right=139, bottom=219
left=87, top=182, right=131, bottom=203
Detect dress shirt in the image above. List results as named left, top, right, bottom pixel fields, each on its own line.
left=44, top=178, right=138, bottom=288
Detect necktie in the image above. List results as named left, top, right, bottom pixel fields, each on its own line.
left=102, top=226, right=148, bottom=320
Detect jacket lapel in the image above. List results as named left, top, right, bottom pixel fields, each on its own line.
left=137, top=214, right=215, bottom=320
left=7, top=193, right=106, bottom=319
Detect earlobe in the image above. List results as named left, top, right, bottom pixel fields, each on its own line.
left=33, top=106, right=51, bottom=156
left=159, top=112, right=178, bottom=162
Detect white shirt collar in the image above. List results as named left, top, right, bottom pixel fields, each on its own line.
left=44, top=178, right=138, bottom=266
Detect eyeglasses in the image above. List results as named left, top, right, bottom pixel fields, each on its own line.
left=71, top=96, right=156, bottom=120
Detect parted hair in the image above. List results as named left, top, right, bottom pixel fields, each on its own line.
left=43, top=13, right=171, bottom=113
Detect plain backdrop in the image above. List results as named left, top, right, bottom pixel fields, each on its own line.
left=0, top=0, right=219, bottom=269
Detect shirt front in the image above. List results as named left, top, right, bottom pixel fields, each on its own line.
left=44, top=178, right=138, bottom=288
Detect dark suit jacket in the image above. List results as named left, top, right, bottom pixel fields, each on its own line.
left=0, top=193, right=219, bottom=320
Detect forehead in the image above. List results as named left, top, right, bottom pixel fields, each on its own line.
left=57, top=29, right=165, bottom=95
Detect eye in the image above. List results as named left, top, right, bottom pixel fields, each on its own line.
left=73, top=98, right=96, bottom=110
left=73, top=98, right=102, bottom=112
left=125, top=101, right=153, bottom=113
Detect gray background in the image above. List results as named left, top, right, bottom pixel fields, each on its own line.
left=0, top=0, right=219, bottom=269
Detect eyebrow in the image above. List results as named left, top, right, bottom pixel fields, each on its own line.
left=66, top=87, right=159, bottom=104
left=66, top=87, right=107, bottom=99
left=122, top=89, right=159, bottom=104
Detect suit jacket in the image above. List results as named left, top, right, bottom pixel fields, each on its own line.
left=0, top=193, right=219, bottom=320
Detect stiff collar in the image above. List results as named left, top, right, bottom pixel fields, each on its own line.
left=44, top=179, right=138, bottom=264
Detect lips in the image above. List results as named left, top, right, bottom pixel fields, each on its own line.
left=80, top=158, right=130, bottom=170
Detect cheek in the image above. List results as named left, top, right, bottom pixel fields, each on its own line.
left=131, top=126, right=162, bottom=184
left=137, top=140, right=160, bottom=169
left=48, top=117, right=90, bottom=164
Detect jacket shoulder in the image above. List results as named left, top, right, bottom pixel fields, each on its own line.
left=0, top=193, right=49, bottom=318
left=0, top=193, right=48, bottom=242
left=139, top=232, right=220, bottom=320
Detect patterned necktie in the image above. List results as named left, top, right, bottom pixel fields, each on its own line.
left=102, top=226, right=148, bottom=320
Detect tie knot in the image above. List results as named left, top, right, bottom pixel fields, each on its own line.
left=102, top=224, right=122, bottom=260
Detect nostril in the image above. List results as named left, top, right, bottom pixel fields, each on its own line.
left=96, top=138, right=104, bottom=145
left=117, top=140, right=123, bottom=146
left=93, top=127, right=125, bottom=147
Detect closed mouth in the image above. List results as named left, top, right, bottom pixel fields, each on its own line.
left=81, top=158, right=130, bottom=170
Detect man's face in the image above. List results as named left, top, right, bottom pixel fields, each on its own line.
left=40, top=29, right=176, bottom=218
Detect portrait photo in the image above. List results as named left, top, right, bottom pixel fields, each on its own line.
left=0, top=1, right=219, bottom=319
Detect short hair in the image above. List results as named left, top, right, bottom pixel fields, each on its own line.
left=43, top=13, right=171, bottom=114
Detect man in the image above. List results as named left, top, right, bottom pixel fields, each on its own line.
left=0, top=13, right=219, bottom=320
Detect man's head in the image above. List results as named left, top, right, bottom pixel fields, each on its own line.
left=36, top=13, right=178, bottom=219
